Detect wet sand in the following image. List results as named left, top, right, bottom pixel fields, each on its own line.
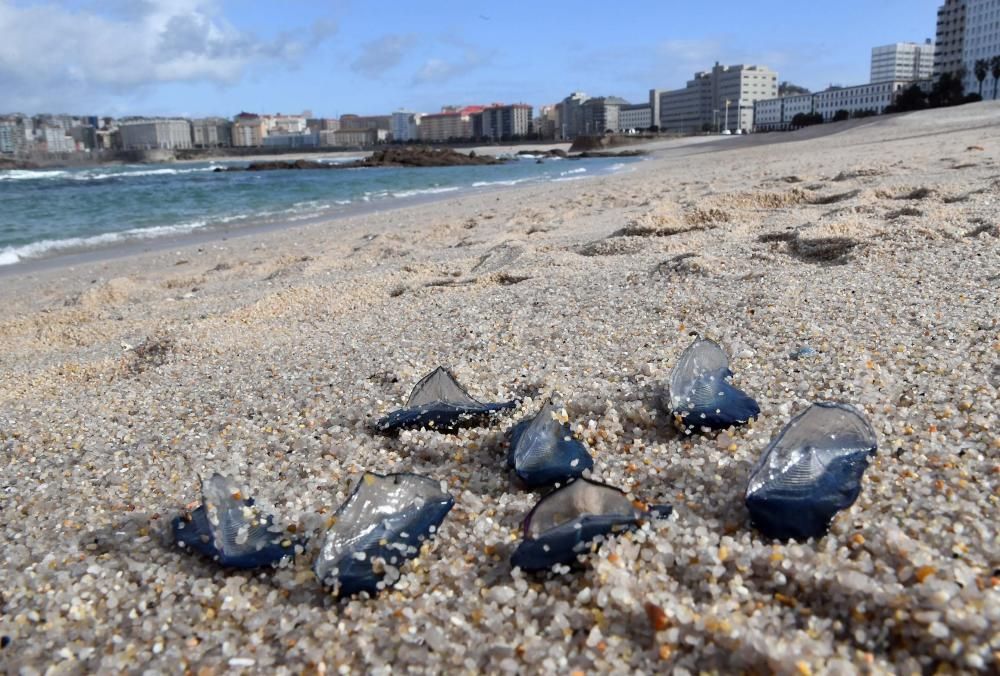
left=1, top=103, right=998, bottom=673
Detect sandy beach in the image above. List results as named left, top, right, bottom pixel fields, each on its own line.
left=1, top=103, right=998, bottom=673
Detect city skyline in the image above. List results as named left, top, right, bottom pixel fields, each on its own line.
left=0, top=0, right=944, bottom=117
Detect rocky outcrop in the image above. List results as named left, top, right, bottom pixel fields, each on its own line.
left=218, top=147, right=507, bottom=172
left=569, top=134, right=656, bottom=152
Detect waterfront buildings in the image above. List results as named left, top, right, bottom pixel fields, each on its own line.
left=191, top=118, right=233, bottom=148
left=653, top=63, right=778, bottom=134
left=391, top=111, right=423, bottom=142
left=580, top=97, right=628, bottom=135
left=555, top=92, right=589, bottom=139
left=962, top=0, right=1000, bottom=95
left=263, top=132, right=320, bottom=148
left=0, top=118, right=31, bottom=154
left=476, top=104, right=533, bottom=141
left=266, top=114, right=308, bottom=134
left=871, top=41, right=936, bottom=82
left=754, top=81, right=910, bottom=130
left=118, top=118, right=192, bottom=150
left=934, top=0, right=967, bottom=77
left=533, top=105, right=559, bottom=140
left=307, top=118, right=341, bottom=134
left=618, top=104, right=652, bottom=131
left=340, top=114, right=392, bottom=133
left=417, top=106, right=483, bottom=142
left=324, top=128, right=386, bottom=146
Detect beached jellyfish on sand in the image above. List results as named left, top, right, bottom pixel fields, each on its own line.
left=745, top=402, right=878, bottom=540
left=172, top=474, right=297, bottom=569
left=511, top=478, right=671, bottom=571
left=313, top=472, right=454, bottom=597
left=374, top=366, right=517, bottom=433
left=507, top=403, right=593, bottom=487
left=668, top=337, right=760, bottom=432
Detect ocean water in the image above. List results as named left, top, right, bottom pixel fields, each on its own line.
left=0, top=154, right=639, bottom=266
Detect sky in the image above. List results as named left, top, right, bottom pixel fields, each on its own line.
left=0, top=0, right=945, bottom=117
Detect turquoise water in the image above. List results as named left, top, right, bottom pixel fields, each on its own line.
left=0, top=154, right=638, bottom=266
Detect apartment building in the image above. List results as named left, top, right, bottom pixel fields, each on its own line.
left=391, top=111, right=423, bottom=142
left=191, top=118, right=233, bottom=148
left=533, top=105, right=559, bottom=140
left=417, top=107, right=482, bottom=142
left=871, top=41, right=936, bottom=82
left=935, top=0, right=968, bottom=77
left=962, top=0, right=1000, bottom=94
left=813, top=81, right=910, bottom=119
left=555, top=92, right=588, bottom=139
left=580, top=97, right=628, bottom=135
left=655, top=63, right=778, bottom=134
left=232, top=113, right=267, bottom=147
left=340, top=114, right=392, bottom=132
left=0, top=118, right=30, bottom=154
left=262, top=132, right=320, bottom=148
left=118, top=118, right=192, bottom=150
left=618, top=104, right=652, bottom=131
left=307, top=118, right=340, bottom=133
left=322, top=128, right=385, bottom=146
left=477, top=104, right=533, bottom=140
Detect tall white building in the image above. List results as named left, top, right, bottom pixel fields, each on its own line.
left=653, top=63, right=778, bottom=134
left=962, top=0, right=1000, bottom=95
left=870, top=41, right=936, bottom=82
left=119, top=119, right=193, bottom=150
left=391, top=110, right=423, bottom=142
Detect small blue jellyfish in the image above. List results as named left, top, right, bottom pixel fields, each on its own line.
left=172, top=474, right=297, bottom=569
left=511, top=478, right=671, bottom=572
left=313, top=472, right=454, bottom=597
left=668, top=337, right=760, bottom=432
left=745, top=402, right=878, bottom=541
left=374, top=366, right=516, bottom=433
left=507, top=403, right=593, bottom=487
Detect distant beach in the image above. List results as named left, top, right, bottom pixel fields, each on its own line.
left=1, top=103, right=997, bottom=673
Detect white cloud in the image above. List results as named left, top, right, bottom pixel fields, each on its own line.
left=351, top=33, right=418, bottom=78
left=0, top=0, right=335, bottom=113
left=413, top=37, right=488, bottom=85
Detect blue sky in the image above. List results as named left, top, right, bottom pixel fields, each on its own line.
left=0, top=0, right=943, bottom=116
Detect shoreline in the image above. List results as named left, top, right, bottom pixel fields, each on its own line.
left=1, top=102, right=997, bottom=673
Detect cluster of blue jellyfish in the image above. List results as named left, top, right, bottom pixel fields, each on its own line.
left=172, top=337, right=878, bottom=597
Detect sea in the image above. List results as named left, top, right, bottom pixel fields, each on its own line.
left=0, top=154, right=638, bottom=267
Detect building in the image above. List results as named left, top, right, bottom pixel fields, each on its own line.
left=580, top=96, right=628, bottom=135
left=266, top=114, right=307, bottom=134
left=477, top=104, right=533, bottom=141
left=262, top=132, right=321, bottom=148
left=0, top=117, right=31, bottom=154
left=934, top=0, right=968, bottom=77
left=753, top=94, right=814, bottom=131
left=191, top=118, right=233, bottom=148
left=307, top=118, right=340, bottom=134
left=391, top=111, right=423, bottom=142
left=322, top=128, right=385, bottom=146
left=962, top=0, right=1000, bottom=95
left=555, top=92, right=589, bottom=139
left=655, top=63, right=778, bottom=134
left=871, top=41, right=936, bottom=83
left=118, top=118, right=192, bottom=150
left=42, top=126, right=77, bottom=153
left=814, top=81, right=910, bottom=119
left=417, top=107, right=483, bottom=142
left=232, top=113, right=268, bottom=147
left=618, top=104, right=652, bottom=131
left=340, top=114, right=392, bottom=132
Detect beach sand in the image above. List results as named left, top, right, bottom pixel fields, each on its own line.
left=1, top=103, right=998, bottom=673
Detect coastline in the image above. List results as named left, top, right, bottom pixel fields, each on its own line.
left=1, top=103, right=998, bottom=673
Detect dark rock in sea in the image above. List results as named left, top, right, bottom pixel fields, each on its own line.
left=313, top=472, right=454, bottom=597
left=374, top=366, right=516, bottom=433
left=507, top=403, right=593, bottom=487
left=171, top=474, right=297, bottom=569
left=667, top=337, right=760, bottom=433
left=745, top=402, right=878, bottom=541
left=511, top=478, right=671, bottom=571
left=224, top=147, right=507, bottom=172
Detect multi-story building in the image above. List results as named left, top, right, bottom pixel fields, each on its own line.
left=417, top=107, right=482, bottom=142
left=340, top=114, right=392, bottom=132
left=654, top=63, right=778, bottom=134
left=191, top=118, right=233, bottom=148
left=962, top=0, right=1000, bottom=94
left=580, top=96, right=628, bottom=135
left=323, top=128, right=385, bottom=146
left=934, top=0, right=968, bottom=77
left=618, top=104, right=652, bottom=131
left=265, top=114, right=307, bottom=134
left=753, top=94, right=815, bottom=131
left=871, top=41, right=936, bottom=83
left=476, top=104, right=533, bottom=140
left=117, top=118, right=193, bottom=150
left=0, top=117, right=31, bottom=154
left=391, top=111, right=423, bottom=142
left=533, top=105, right=559, bottom=140
left=555, top=92, right=589, bottom=139
left=262, top=132, right=321, bottom=148
left=42, top=126, right=77, bottom=153
left=306, top=118, right=340, bottom=134
left=232, top=113, right=268, bottom=147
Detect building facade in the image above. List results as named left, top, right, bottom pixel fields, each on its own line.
left=391, top=111, right=423, bottom=142
left=656, top=63, right=778, bottom=134
left=813, top=81, right=910, bottom=119
left=418, top=109, right=478, bottom=142
left=533, top=105, right=559, bottom=140
left=477, top=104, right=533, bottom=140
left=191, top=118, right=233, bottom=148
left=262, top=132, right=321, bottom=148
left=0, top=118, right=30, bottom=154
left=118, top=119, right=192, bottom=150
left=340, top=114, right=392, bottom=132
left=618, top=104, right=652, bottom=131
left=935, top=0, right=968, bottom=77
left=580, top=97, right=628, bottom=135
left=555, top=92, right=589, bottom=139
left=322, top=128, right=384, bottom=146
left=753, top=94, right=814, bottom=131
left=870, top=41, right=936, bottom=82
left=232, top=113, right=267, bottom=147
left=962, top=0, right=1000, bottom=94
